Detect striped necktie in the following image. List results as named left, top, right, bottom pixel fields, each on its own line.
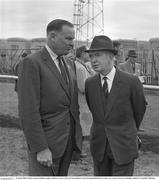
left=57, top=56, right=68, bottom=83
left=103, top=76, right=108, bottom=98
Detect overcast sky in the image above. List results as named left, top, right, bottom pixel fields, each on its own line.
left=0, top=0, right=159, bottom=40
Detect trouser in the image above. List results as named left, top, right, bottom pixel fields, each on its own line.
left=93, top=142, right=134, bottom=176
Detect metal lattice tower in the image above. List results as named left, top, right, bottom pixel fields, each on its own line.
left=73, top=0, right=104, bottom=48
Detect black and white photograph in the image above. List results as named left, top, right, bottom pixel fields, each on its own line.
left=0, top=0, right=159, bottom=177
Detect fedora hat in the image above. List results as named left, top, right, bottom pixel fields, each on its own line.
left=128, top=50, right=137, bottom=58
left=85, top=35, right=117, bottom=54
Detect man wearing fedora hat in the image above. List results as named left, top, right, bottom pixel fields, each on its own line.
left=85, top=35, right=146, bottom=176
left=118, top=50, right=142, bottom=77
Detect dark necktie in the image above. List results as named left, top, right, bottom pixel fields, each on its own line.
left=101, top=76, right=109, bottom=114
left=57, top=56, right=68, bottom=83
left=132, top=63, right=135, bottom=73
left=103, top=77, right=108, bottom=99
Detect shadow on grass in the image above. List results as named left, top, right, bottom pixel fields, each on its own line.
left=139, top=134, right=159, bottom=154
left=0, top=114, right=21, bottom=130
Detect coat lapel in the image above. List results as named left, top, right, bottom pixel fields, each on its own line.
left=104, top=68, right=122, bottom=120
left=40, top=47, right=71, bottom=100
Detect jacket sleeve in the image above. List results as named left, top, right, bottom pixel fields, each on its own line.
left=130, top=76, right=147, bottom=129
left=17, top=58, right=48, bottom=153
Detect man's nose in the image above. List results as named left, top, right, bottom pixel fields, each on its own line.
left=91, top=56, right=96, bottom=63
left=69, top=40, right=74, bottom=47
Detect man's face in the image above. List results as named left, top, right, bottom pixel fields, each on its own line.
left=129, top=56, right=137, bottom=64
left=51, top=25, right=75, bottom=56
left=89, top=51, right=114, bottom=75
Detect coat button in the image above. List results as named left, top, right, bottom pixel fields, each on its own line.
left=67, top=122, right=70, bottom=125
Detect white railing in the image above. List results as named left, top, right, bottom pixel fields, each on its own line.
left=0, top=75, right=18, bottom=80
left=143, top=85, right=159, bottom=90
left=0, top=75, right=159, bottom=90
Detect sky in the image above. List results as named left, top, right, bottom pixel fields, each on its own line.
left=0, top=0, right=159, bottom=40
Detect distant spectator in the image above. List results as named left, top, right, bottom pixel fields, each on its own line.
left=76, top=46, right=88, bottom=62
left=14, top=52, right=28, bottom=75
left=75, top=46, right=95, bottom=92
left=113, top=40, right=125, bottom=65
left=70, top=45, right=94, bottom=162
left=118, top=50, right=142, bottom=76
left=14, top=52, right=28, bottom=92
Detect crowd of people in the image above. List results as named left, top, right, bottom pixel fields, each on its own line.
left=13, top=19, right=147, bottom=176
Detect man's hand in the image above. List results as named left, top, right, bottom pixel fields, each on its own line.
left=37, top=148, right=52, bottom=167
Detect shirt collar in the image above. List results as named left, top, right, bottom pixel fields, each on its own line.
left=100, top=66, right=116, bottom=81
left=45, top=44, right=58, bottom=60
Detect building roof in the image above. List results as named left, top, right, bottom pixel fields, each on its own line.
left=31, top=38, right=46, bottom=42
left=7, top=37, right=29, bottom=42
left=149, top=38, right=159, bottom=43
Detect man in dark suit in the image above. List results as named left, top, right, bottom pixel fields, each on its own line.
left=85, top=35, right=147, bottom=176
left=17, top=19, right=82, bottom=176
left=118, top=50, right=142, bottom=77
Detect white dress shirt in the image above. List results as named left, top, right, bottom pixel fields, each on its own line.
left=100, top=66, right=116, bottom=93
left=45, top=44, right=61, bottom=73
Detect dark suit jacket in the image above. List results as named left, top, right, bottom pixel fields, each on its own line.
left=85, top=68, right=146, bottom=165
left=118, top=60, right=142, bottom=76
left=17, top=47, right=82, bottom=159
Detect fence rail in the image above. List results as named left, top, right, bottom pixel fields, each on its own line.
left=0, top=75, right=18, bottom=79
left=0, top=75, right=159, bottom=91
left=137, top=50, right=159, bottom=85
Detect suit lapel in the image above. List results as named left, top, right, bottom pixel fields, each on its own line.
left=104, top=68, right=121, bottom=120
left=40, top=47, right=71, bottom=100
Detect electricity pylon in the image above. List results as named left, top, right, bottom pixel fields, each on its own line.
left=73, top=0, right=104, bottom=48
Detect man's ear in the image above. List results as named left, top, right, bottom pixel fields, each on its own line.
left=81, top=51, right=85, bottom=58
left=49, top=31, right=56, bottom=40
left=109, top=53, right=114, bottom=59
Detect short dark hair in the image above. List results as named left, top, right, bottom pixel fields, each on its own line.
left=47, top=19, right=73, bottom=35
left=76, top=46, right=87, bottom=58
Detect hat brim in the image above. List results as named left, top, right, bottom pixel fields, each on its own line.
left=85, top=48, right=117, bottom=54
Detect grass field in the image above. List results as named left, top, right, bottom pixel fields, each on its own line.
left=0, top=82, right=159, bottom=176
